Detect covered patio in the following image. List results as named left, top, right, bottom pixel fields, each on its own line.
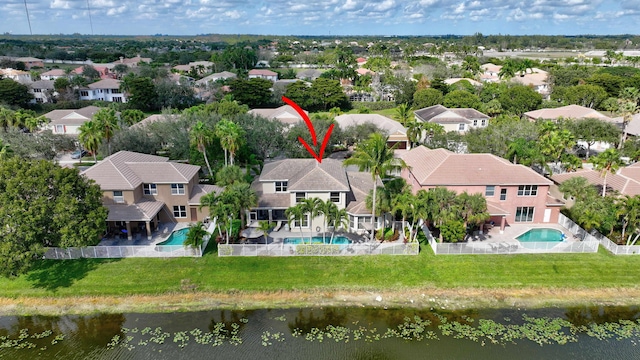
left=104, top=200, right=165, bottom=241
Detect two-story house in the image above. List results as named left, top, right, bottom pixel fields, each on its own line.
left=40, top=69, right=67, bottom=81
left=81, top=151, right=222, bottom=240
left=400, top=146, right=563, bottom=232
left=414, top=105, right=490, bottom=134
left=43, top=106, right=101, bottom=135
left=78, top=79, right=126, bottom=103
left=29, top=80, right=55, bottom=103
left=334, top=114, right=410, bottom=150
left=250, top=158, right=379, bottom=235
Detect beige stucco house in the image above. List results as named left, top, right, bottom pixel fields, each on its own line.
left=414, top=105, right=490, bottom=134
left=82, top=151, right=222, bottom=240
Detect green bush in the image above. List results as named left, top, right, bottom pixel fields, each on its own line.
left=351, top=101, right=396, bottom=111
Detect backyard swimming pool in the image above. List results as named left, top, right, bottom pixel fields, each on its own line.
left=516, top=228, right=565, bottom=249
left=157, top=228, right=189, bottom=246
left=284, top=236, right=351, bottom=245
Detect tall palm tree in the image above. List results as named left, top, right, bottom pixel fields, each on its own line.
left=93, top=108, right=119, bottom=156
left=617, top=99, right=639, bottom=148
left=592, top=148, right=624, bottom=198
left=0, top=108, right=16, bottom=132
left=300, top=197, right=323, bottom=243
left=215, top=119, right=245, bottom=166
left=392, top=190, right=415, bottom=241
left=286, top=204, right=306, bottom=244
left=344, top=133, right=408, bottom=242
left=78, top=120, right=102, bottom=163
left=404, top=119, right=423, bottom=148
left=320, top=199, right=339, bottom=243
left=257, top=220, right=273, bottom=244
left=456, top=192, right=490, bottom=240
left=190, top=120, right=214, bottom=177
left=617, top=195, right=640, bottom=245
left=428, top=187, right=459, bottom=242
left=226, top=182, right=257, bottom=228
left=330, top=208, right=349, bottom=244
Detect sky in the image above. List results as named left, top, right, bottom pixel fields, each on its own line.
left=1, top=0, right=639, bottom=36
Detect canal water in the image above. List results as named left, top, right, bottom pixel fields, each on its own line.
left=1, top=306, right=640, bottom=359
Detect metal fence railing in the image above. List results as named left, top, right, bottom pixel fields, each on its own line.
left=43, top=244, right=204, bottom=259
left=217, top=242, right=420, bottom=257
left=424, top=219, right=599, bottom=255
left=558, top=214, right=640, bottom=255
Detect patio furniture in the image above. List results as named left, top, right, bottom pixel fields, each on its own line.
left=273, top=221, right=283, bottom=232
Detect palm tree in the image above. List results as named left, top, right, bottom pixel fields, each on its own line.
left=319, top=199, right=339, bottom=243
left=0, top=139, right=13, bottom=161
left=184, top=221, right=208, bottom=249
left=617, top=99, right=639, bottom=148
left=78, top=120, right=102, bottom=163
left=456, top=192, right=490, bottom=240
left=286, top=204, right=306, bottom=244
left=330, top=208, right=349, bottom=244
left=617, top=195, right=640, bottom=245
left=190, top=121, right=214, bottom=177
left=392, top=190, right=416, bottom=241
left=93, top=108, right=119, bottom=156
left=344, top=133, right=408, bottom=242
left=404, top=119, right=423, bottom=148
left=0, top=108, right=16, bottom=132
left=498, top=60, right=516, bottom=80
left=428, top=187, right=459, bottom=242
left=300, top=197, right=323, bottom=243
left=558, top=176, right=596, bottom=201
left=257, top=220, right=273, bottom=244
left=226, top=182, right=257, bottom=228
left=592, top=148, right=624, bottom=198
left=393, top=103, right=411, bottom=125
left=215, top=119, right=245, bottom=166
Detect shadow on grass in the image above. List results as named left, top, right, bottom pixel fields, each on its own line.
left=26, top=258, right=121, bottom=292
left=202, top=239, right=219, bottom=256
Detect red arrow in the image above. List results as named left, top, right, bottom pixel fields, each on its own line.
left=282, top=96, right=333, bottom=163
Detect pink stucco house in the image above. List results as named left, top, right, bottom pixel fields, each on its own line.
left=399, top=146, right=564, bottom=231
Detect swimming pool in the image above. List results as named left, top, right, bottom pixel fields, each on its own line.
left=158, top=228, right=189, bottom=246
left=284, top=236, right=351, bottom=245
left=516, top=228, right=565, bottom=249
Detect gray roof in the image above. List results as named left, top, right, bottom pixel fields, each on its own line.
left=414, top=105, right=489, bottom=124
left=87, top=78, right=121, bottom=90
left=260, top=158, right=350, bottom=191
left=30, top=80, right=54, bottom=90
left=248, top=105, right=307, bottom=125
left=345, top=171, right=380, bottom=215
left=82, top=151, right=201, bottom=190
left=296, top=69, right=322, bottom=80
left=189, top=184, right=224, bottom=205
left=334, top=114, right=406, bottom=135
left=44, top=106, right=101, bottom=126
left=195, top=71, right=237, bottom=86
left=106, top=199, right=165, bottom=222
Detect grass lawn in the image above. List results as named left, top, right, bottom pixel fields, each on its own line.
left=1, top=244, right=639, bottom=299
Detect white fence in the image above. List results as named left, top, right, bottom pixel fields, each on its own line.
left=43, top=244, right=204, bottom=259
left=558, top=214, right=640, bottom=255
left=218, top=242, right=419, bottom=257
left=424, top=221, right=599, bottom=255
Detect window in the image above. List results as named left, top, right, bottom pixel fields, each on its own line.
left=458, top=124, right=465, bottom=131
left=35, top=98, right=43, bottom=103
left=515, top=207, right=535, bottom=222
left=485, top=186, right=495, bottom=197
left=473, top=119, right=478, bottom=126
left=517, top=185, right=538, bottom=196
left=293, top=214, right=309, bottom=228
left=80, top=90, right=89, bottom=97
left=330, top=192, right=340, bottom=203
left=55, top=125, right=64, bottom=133
left=481, top=119, right=487, bottom=126
left=171, top=183, right=185, bottom=195
left=295, top=192, right=305, bottom=203
left=357, top=216, right=372, bottom=230
left=33, top=88, right=41, bottom=92
left=349, top=215, right=355, bottom=229
left=275, top=181, right=288, bottom=192
left=112, top=97, right=122, bottom=103
left=500, top=188, right=507, bottom=201
left=113, top=191, right=124, bottom=203
left=173, top=205, right=187, bottom=218
left=111, top=88, right=121, bottom=94
left=143, top=183, right=157, bottom=195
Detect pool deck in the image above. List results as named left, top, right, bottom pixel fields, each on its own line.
left=98, top=222, right=191, bottom=247
left=243, top=230, right=372, bottom=245
left=469, top=223, right=576, bottom=244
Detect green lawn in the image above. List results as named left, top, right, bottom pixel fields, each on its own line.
left=1, top=245, right=639, bottom=298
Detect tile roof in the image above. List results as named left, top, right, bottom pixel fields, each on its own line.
left=486, top=201, right=510, bottom=215
left=524, top=105, right=615, bottom=122
left=40, top=69, right=66, bottom=76
left=624, top=113, right=640, bottom=136
left=189, top=184, right=224, bottom=205
left=334, top=114, right=406, bottom=136
left=551, top=168, right=640, bottom=196
left=248, top=105, right=307, bottom=125
left=414, top=105, right=489, bottom=124
left=510, top=68, right=548, bottom=87
left=44, top=106, right=101, bottom=125
left=30, top=80, right=54, bottom=90
left=345, top=171, right=380, bottom=215
left=130, top=114, right=179, bottom=129
left=401, top=146, right=552, bottom=186
left=106, top=199, right=165, bottom=222
left=195, top=71, right=237, bottom=86
left=87, top=78, right=121, bottom=89
left=260, top=158, right=350, bottom=191
left=82, top=151, right=201, bottom=190
left=249, top=69, right=278, bottom=76
left=444, top=78, right=482, bottom=87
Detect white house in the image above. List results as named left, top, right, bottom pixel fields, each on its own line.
left=40, top=69, right=67, bottom=81
left=414, top=105, right=490, bottom=134
left=78, top=79, right=126, bottom=103
left=248, top=69, right=278, bottom=82
left=43, top=106, right=101, bottom=135
left=29, top=80, right=55, bottom=103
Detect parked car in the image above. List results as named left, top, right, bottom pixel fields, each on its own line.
left=71, top=149, right=88, bottom=159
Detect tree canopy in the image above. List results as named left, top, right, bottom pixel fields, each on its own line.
left=0, top=159, right=107, bottom=277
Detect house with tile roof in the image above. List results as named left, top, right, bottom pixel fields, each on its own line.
left=250, top=158, right=379, bottom=235
left=414, top=105, right=490, bottom=134
left=43, top=106, right=102, bottom=135
left=248, top=69, right=278, bottom=82
left=111, top=56, right=151, bottom=67
left=334, top=114, right=410, bottom=150
left=29, top=80, right=55, bottom=104
left=14, top=57, right=44, bottom=69
left=78, top=79, right=126, bottom=103
left=524, top=105, right=622, bottom=125
left=248, top=105, right=308, bottom=127
left=400, top=146, right=563, bottom=231
left=40, top=69, right=67, bottom=81
left=551, top=163, right=640, bottom=198
left=82, top=151, right=222, bottom=240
